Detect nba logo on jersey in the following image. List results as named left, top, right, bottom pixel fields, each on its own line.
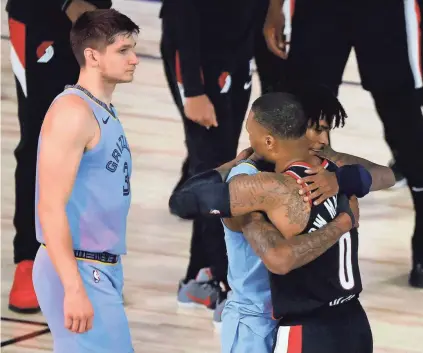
left=93, top=269, right=100, bottom=283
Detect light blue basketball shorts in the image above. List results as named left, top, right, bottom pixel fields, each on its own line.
left=221, top=305, right=277, bottom=353
left=32, top=245, right=133, bottom=353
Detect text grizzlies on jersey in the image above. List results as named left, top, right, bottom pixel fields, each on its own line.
left=106, top=135, right=130, bottom=172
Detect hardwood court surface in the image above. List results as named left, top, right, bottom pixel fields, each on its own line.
left=1, top=1, right=422, bottom=352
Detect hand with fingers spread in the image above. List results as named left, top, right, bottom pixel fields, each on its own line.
left=297, top=165, right=339, bottom=205
left=64, top=286, right=94, bottom=333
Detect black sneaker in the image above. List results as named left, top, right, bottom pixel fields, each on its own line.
left=388, top=160, right=407, bottom=189
left=409, top=263, right=423, bottom=288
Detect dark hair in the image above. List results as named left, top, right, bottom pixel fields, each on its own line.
left=70, top=9, right=140, bottom=66
left=291, top=84, right=347, bottom=130
left=251, top=92, right=309, bottom=139
left=251, top=85, right=347, bottom=139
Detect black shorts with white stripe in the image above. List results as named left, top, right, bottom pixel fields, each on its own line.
left=271, top=298, right=373, bottom=353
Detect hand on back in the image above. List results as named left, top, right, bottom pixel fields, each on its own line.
left=297, top=165, right=339, bottom=206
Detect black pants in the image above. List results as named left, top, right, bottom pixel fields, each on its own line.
left=272, top=299, right=373, bottom=353
left=7, top=10, right=79, bottom=263
left=253, top=0, right=289, bottom=95
left=286, top=0, right=423, bottom=264
left=161, top=27, right=252, bottom=284
left=418, top=0, right=423, bottom=104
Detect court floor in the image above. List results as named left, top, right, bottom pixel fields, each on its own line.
left=1, top=1, right=422, bottom=352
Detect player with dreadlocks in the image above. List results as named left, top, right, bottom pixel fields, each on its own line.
left=170, top=88, right=393, bottom=352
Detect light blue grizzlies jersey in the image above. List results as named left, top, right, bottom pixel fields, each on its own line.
left=35, top=85, right=132, bottom=255
left=222, top=160, right=276, bottom=336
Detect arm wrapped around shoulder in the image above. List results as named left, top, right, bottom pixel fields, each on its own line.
left=335, top=164, right=372, bottom=198
left=169, top=169, right=231, bottom=219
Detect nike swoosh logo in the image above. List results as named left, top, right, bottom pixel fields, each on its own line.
left=412, top=186, right=423, bottom=192
left=244, top=81, right=252, bottom=90
left=102, top=116, right=110, bottom=124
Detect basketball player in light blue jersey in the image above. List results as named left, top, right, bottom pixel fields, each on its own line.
left=32, top=9, right=139, bottom=353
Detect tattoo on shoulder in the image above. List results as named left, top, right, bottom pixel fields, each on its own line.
left=229, top=172, right=311, bottom=228
left=285, top=182, right=310, bottom=227
left=229, top=172, right=291, bottom=213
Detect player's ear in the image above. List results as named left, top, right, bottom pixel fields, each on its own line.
left=265, top=135, right=275, bottom=150
left=84, top=48, right=100, bottom=67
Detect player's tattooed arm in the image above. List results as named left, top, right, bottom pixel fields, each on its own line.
left=228, top=172, right=294, bottom=217
left=319, top=145, right=395, bottom=191
left=241, top=211, right=352, bottom=275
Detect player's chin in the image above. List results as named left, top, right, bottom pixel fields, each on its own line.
left=118, top=72, right=135, bottom=83
left=309, top=149, right=322, bottom=156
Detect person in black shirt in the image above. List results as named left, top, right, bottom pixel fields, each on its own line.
left=159, top=0, right=263, bottom=313
left=5, top=0, right=112, bottom=314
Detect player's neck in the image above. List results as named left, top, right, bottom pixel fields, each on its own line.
left=274, top=141, right=314, bottom=173
left=76, top=72, right=115, bottom=106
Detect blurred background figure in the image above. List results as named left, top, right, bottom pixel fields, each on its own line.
left=159, top=0, right=262, bottom=320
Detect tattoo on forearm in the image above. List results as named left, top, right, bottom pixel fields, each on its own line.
left=320, top=146, right=372, bottom=168
left=287, top=217, right=345, bottom=270
left=319, top=146, right=395, bottom=191
left=318, top=146, right=341, bottom=163
left=236, top=173, right=309, bottom=254
left=242, top=212, right=348, bottom=271
left=242, top=212, right=286, bottom=256
left=234, top=169, right=349, bottom=271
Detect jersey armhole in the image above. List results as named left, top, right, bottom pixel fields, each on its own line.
left=283, top=170, right=313, bottom=207
left=83, top=111, right=105, bottom=157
